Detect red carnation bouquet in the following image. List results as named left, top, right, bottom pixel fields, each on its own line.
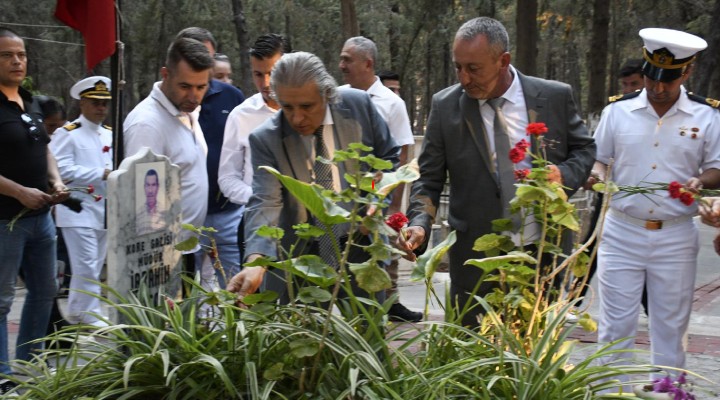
left=614, top=180, right=719, bottom=207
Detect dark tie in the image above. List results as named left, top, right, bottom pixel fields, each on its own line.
left=314, top=127, right=334, bottom=191
left=487, top=98, right=518, bottom=227
left=313, top=126, right=339, bottom=267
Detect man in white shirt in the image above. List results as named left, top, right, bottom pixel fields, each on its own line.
left=124, top=37, right=214, bottom=281
left=339, top=36, right=420, bottom=322
left=218, top=33, right=291, bottom=261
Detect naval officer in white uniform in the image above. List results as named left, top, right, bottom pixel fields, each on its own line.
left=49, top=76, right=113, bottom=326
left=593, top=28, right=720, bottom=384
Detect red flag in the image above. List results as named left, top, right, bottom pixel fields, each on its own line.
left=55, top=0, right=116, bottom=71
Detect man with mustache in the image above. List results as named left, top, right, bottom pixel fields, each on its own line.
left=397, top=17, right=595, bottom=326
left=592, top=28, right=720, bottom=386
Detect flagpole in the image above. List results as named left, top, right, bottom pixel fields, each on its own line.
left=111, top=0, right=123, bottom=170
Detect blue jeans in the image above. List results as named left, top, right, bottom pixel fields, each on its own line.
left=0, top=212, right=57, bottom=375
left=195, top=207, right=243, bottom=288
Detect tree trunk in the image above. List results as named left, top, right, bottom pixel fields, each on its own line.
left=586, top=0, right=610, bottom=114
left=341, top=0, right=359, bottom=41
left=388, top=3, right=400, bottom=73
left=515, top=0, right=538, bottom=75
left=230, top=0, right=252, bottom=95
left=693, top=0, right=720, bottom=95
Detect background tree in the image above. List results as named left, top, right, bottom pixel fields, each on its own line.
left=6, top=0, right=719, bottom=138
left=586, top=0, right=610, bottom=116
left=515, top=0, right=538, bottom=75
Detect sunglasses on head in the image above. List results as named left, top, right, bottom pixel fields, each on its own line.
left=20, top=113, right=40, bottom=141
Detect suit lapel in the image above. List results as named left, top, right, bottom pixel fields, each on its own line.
left=519, top=73, right=546, bottom=151
left=281, top=122, right=313, bottom=184
left=459, top=92, right=495, bottom=183
left=330, top=105, right=361, bottom=177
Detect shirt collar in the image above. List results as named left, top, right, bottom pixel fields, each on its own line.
left=151, top=81, right=188, bottom=116
left=203, top=78, right=222, bottom=98
left=634, top=86, right=692, bottom=115
left=479, top=65, right=522, bottom=106
left=365, top=76, right=384, bottom=97
left=322, top=104, right=334, bottom=126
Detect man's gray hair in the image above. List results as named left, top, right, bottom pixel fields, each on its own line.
left=270, top=52, right=338, bottom=104
left=343, top=36, right=378, bottom=63
left=456, top=17, right=510, bottom=56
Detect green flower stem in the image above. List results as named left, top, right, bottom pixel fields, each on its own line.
left=308, top=168, right=367, bottom=391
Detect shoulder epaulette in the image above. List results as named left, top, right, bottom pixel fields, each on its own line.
left=608, top=90, right=641, bottom=104
left=687, top=92, right=720, bottom=108
left=62, top=122, right=81, bottom=131
left=102, top=124, right=112, bottom=131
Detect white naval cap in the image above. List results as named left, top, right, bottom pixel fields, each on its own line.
left=639, top=28, right=707, bottom=82
left=70, top=76, right=112, bottom=100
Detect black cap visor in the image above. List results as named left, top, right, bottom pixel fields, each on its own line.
left=642, top=61, right=684, bottom=83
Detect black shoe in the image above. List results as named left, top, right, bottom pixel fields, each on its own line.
left=0, top=378, right=19, bottom=397
left=388, top=303, right=423, bottom=322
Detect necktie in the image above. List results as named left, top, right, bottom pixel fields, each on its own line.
left=314, top=127, right=334, bottom=191
left=313, top=126, right=338, bottom=267
left=487, top=98, right=518, bottom=227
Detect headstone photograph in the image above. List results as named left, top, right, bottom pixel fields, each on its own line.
left=106, top=147, right=183, bottom=322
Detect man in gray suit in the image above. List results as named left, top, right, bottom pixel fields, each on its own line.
left=227, top=51, right=400, bottom=301
left=398, top=17, right=595, bottom=325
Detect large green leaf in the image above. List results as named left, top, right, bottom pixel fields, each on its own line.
left=292, top=223, right=325, bottom=240
left=349, top=261, right=391, bottom=292
left=257, top=225, right=284, bottom=240
left=297, top=286, right=333, bottom=303
left=241, top=291, right=279, bottom=305
left=289, top=338, right=320, bottom=358
left=410, top=230, right=457, bottom=281
left=464, top=251, right=537, bottom=274
left=261, top=166, right=350, bottom=226
left=291, top=254, right=338, bottom=288
left=359, top=154, right=393, bottom=171
left=262, top=362, right=285, bottom=381
left=375, top=159, right=421, bottom=197
left=174, top=236, right=199, bottom=252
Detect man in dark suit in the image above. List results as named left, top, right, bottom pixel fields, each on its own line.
left=227, top=51, right=400, bottom=302
left=398, top=17, right=595, bottom=325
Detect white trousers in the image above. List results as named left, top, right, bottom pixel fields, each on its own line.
left=61, top=227, right=108, bottom=324
left=597, top=213, right=697, bottom=380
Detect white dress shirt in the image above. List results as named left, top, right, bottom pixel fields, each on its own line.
left=217, top=93, right=277, bottom=205
left=124, top=81, right=209, bottom=240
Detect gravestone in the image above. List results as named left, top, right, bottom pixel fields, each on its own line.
left=106, top=147, right=183, bottom=322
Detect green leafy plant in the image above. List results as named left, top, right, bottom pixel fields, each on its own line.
left=9, top=142, right=668, bottom=398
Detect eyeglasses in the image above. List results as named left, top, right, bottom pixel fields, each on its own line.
left=20, top=113, right=40, bottom=141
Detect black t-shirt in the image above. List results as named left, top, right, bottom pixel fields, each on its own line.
left=0, top=87, right=51, bottom=220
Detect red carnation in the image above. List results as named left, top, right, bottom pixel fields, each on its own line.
left=515, top=139, right=530, bottom=151
left=102, top=145, right=111, bottom=153
left=87, top=184, right=95, bottom=194
left=509, top=148, right=526, bottom=164
left=667, top=181, right=683, bottom=199
left=386, top=212, right=408, bottom=233
left=514, top=168, right=530, bottom=181
left=679, top=191, right=695, bottom=206
left=526, top=122, right=548, bottom=136
left=94, top=195, right=103, bottom=202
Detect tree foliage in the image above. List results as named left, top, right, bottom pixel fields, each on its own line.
left=5, top=0, right=718, bottom=131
